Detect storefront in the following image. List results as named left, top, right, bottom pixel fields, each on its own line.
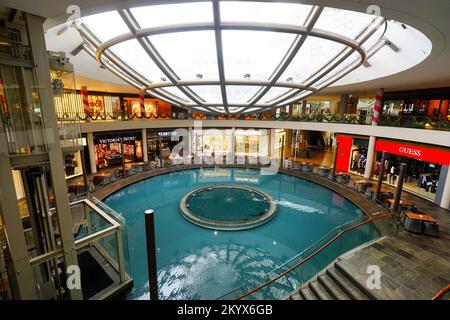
left=349, top=138, right=369, bottom=175
left=93, top=132, right=143, bottom=170
left=147, top=129, right=187, bottom=163
left=335, top=135, right=450, bottom=204
left=383, top=87, right=450, bottom=122
left=373, top=140, right=450, bottom=201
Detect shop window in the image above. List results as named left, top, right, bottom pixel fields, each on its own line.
left=383, top=100, right=403, bottom=116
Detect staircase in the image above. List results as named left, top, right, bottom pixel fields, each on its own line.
left=288, top=261, right=377, bottom=300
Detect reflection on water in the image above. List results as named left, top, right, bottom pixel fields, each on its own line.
left=135, top=243, right=301, bottom=300
left=276, top=199, right=324, bottom=214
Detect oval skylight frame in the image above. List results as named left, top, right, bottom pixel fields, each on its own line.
left=66, top=0, right=431, bottom=114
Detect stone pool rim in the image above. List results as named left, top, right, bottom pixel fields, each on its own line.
left=179, top=184, right=278, bottom=231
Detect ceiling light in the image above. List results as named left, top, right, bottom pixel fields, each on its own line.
left=56, top=25, right=68, bottom=36
left=244, top=74, right=251, bottom=79
left=196, top=74, right=203, bottom=80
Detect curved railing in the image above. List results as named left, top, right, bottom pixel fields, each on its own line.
left=218, top=212, right=395, bottom=300
left=432, top=284, right=450, bottom=300
left=58, top=111, right=450, bottom=131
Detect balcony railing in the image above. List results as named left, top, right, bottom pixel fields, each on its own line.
left=59, top=111, right=450, bottom=131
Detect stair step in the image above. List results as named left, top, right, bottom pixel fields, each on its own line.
left=335, top=262, right=378, bottom=300
left=309, top=280, right=332, bottom=300
left=299, top=286, right=318, bottom=300
left=318, top=274, right=351, bottom=300
left=326, top=268, right=370, bottom=300
left=289, top=292, right=303, bottom=300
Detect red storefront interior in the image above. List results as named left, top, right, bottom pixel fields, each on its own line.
left=335, top=136, right=450, bottom=173
left=375, top=140, right=450, bottom=166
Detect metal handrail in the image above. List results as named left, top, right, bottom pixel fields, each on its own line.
left=432, top=284, right=450, bottom=300
left=235, top=212, right=390, bottom=300
left=269, top=215, right=365, bottom=275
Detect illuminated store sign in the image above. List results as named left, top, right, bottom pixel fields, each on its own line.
left=375, top=140, right=450, bottom=165
left=97, top=136, right=137, bottom=144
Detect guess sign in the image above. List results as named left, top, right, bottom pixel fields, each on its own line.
left=375, top=140, right=450, bottom=166
left=398, top=147, right=422, bottom=157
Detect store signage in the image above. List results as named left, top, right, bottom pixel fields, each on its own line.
left=97, top=136, right=137, bottom=144
left=158, top=131, right=173, bottom=137
left=375, top=140, right=450, bottom=166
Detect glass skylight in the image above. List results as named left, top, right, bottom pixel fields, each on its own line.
left=82, top=11, right=129, bottom=42
left=281, top=37, right=347, bottom=84
left=189, top=85, right=223, bottom=103
left=314, top=7, right=375, bottom=39
left=222, top=30, right=296, bottom=81
left=53, top=0, right=432, bottom=114
left=109, top=39, right=166, bottom=83
left=220, top=1, right=312, bottom=26
left=226, top=85, right=261, bottom=104
left=150, top=31, right=218, bottom=80
left=130, top=2, right=213, bottom=29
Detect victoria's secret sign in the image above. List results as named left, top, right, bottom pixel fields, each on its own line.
left=375, top=140, right=450, bottom=166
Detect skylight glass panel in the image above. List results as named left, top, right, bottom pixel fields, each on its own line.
left=261, top=87, right=293, bottom=103
left=220, top=1, right=312, bottom=26
left=82, top=11, right=129, bottom=42
left=189, top=85, right=223, bottom=103
left=275, top=90, right=313, bottom=106
left=281, top=37, right=346, bottom=84
left=226, top=86, right=261, bottom=104
left=150, top=31, right=218, bottom=81
left=130, top=2, right=213, bottom=29
left=222, top=30, right=296, bottom=81
left=109, top=39, right=165, bottom=83
left=160, top=87, right=193, bottom=103
left=314, top=8, right=374, bottom=40
left=361, top=25, right=385, bottom=51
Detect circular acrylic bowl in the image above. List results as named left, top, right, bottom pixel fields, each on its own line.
left=179, top=184, right=277, bottom=231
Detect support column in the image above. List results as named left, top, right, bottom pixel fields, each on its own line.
left=144, top=209, right=158, bottom=300
left=364, top=89, right=384, bottom=179
left=231, top=127, right=236, bottom=163
left=188, top=127, right=193, bottom=156
left=26, top=13, right=82, bottom=299
left=364, top=136, right=376, bottom=179
left=0, top=154, right=39, bottom=299
left=87, top=132, right=96, bottom=174
left=437, top=166, right=450, bottom=209
left=338, top=94, right=349, bottom=115
left=301, top=100, right=307, bottom=114
left=270, top=129, right=277, bottom=159
left=142, top=128, right=148, bottom=162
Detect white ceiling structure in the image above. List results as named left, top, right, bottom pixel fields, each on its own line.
left=43, top=1, right=432, bottom=114
left=2, top=0, right=446, bottom=113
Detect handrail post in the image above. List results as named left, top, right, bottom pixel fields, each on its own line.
left=145, top=209, right=159, bottom=300
left=392, top=163, right=407, bottom=213
left=332, top=140, right=339, bottom=178
left=375, top=152, right=387, bottom=201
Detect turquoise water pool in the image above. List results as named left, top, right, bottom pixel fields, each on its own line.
left=104, top=167, right=371, bottom=300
